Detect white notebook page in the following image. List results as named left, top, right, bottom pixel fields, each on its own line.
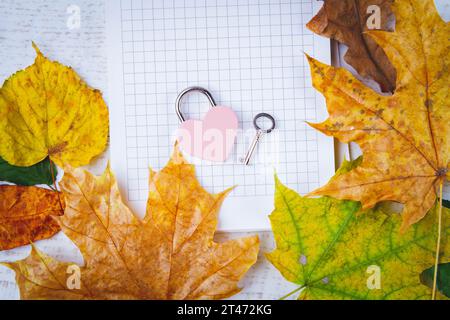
left=106, top=0, right=335, bottom=231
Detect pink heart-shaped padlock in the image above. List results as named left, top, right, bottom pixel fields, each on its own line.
left=177, top=106, right=238, bottom=162
left=175, top=87, right=238, bottom=162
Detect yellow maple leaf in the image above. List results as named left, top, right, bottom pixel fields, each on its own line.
left=267, top=159, right=449, bottom=300
left=0, top=43, right=109, bottom=167
left=307, top=0, right=449, bottom=231
left=4, top=146, right=259, bottom=299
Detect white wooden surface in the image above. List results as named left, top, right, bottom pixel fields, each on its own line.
left=0, top=0, right=448, bottom=300
left=0, top=0, right=295, bottom=300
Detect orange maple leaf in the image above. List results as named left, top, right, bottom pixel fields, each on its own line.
left=5, top=146, right=259, bottom=299
left=308, top=0, right=449, bottom=231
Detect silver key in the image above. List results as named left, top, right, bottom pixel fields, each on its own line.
left=241, top=113, right=275, bottom=165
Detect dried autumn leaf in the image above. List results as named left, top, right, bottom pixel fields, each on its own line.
left=0, top=43, right=109, bottom=167
left=5, top=146, right=259, bottom=299
left=267, top=159, right=449, bottom=300
left=307, top=0, right=396, bottom=92
left=307, top=0, right=449, bottom=231
left=0, top=185, right=64, bottom=251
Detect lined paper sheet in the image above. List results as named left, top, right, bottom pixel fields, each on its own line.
left=107, top=0, right=335, bottom=231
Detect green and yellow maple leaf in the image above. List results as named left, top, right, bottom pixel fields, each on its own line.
left=267, top=159, right=449, bottom=300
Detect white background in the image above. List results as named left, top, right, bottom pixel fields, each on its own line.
left=0, top=0, right=448, bottom=300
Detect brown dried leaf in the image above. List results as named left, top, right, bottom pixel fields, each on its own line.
left=6, top=146, right=259, bottom=299
left=307, top=0, right=396, bottom=92
left=0, top=185, right=64, bottom=251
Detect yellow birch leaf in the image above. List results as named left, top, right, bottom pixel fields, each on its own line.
left=4, top=145, right=259, bottom=299
left=307, top=0, right=449, bottom=231
left=267, top=159, right=449, bottom=300
left=0, top=43, right=109, bottom=167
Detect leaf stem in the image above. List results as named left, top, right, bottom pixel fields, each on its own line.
left=279, top=285, right=305, bottom=300
left=49, top=159, right=64, bottom=213
left=431, top=182, right=443, bottom=300
left=347, top=143, right=353, bottom=161
left=334, top=40, right=353, bottom=164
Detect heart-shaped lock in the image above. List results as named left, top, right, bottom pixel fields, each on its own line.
left=175, top=87, right=238, bottom=162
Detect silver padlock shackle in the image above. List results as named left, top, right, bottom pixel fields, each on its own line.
left=175, top=86, right=217, bottom=122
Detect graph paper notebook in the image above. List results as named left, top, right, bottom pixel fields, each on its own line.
left=106, top=0, right=335, bottom=231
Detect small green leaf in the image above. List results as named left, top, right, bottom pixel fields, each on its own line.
left=0, top=156, right=56, bottom=186
left=420, top=263, right=450, bottom=298
left=443, top=200, right=450, bottom=209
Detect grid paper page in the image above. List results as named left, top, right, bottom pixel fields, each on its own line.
left=107, top=0, right=335, bottom=231
left=0, top=0, right=292, bottom=300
